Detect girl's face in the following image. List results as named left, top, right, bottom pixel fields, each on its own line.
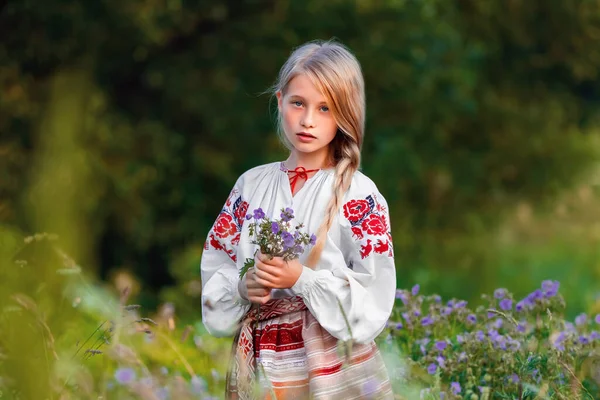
left=277, top=74, right=338, bottom=160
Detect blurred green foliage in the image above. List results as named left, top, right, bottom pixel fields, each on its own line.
left=1, top=0, right=600, bottom=315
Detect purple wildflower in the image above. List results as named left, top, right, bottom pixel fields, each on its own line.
left=476, top=330, right=485, bottom=341
left=447, top=299, right=455, bottom=308
left=515, top=301, right=525, bottom=312
left=590, top=331, right=600, bottom=340
left=542, top=280, right=560, bottom=297
left=493, top=318, right=503, bottom=329
left=402, top=312, right=411, bottom=322
left=395, top=290, right=408, bottom=303
left=565, top=321, right=576, bottom=333
left=309, top=234, right=317, bottom=246
left=427, top=363, right=437, bottom=375
left=280, top=207, right=294, bottom=222
left=454, top=300, right=467, bottom=309
left=395, top=322, right=403, bottom=330
left=411, top=284, right=420, bottom=296
left=413, top=309, right=421, bottom=317
left=421, top=316, right=434, bottom=326
left=458, top=352, right=467, bottom=362
left=467, top=314, right=477, bottom=324
left=253, top=208, right=265, bottom=220
left=450, top=382, right=461, bottom=395
left=579, top=335, right=590, bottom=345
left=435, top=341, right=447, bottom=351
left=271, top=222, right=280, bottom=234
left=432, top=295, right=442, bottom=303
left=509, top=373, right=520, bottom=384
left=487, top=310, right=496, bottom=319
left=441, top=307, right=453, bottom=316
left=517, top=322, right=527, bottom=333
left=500, top=298, right=512, bottom=311
left=436, top=356, right=446, bottom=368
left=494, top=288, right=507, bottom=299
left=575, top=313, right=588, bottom=326
left=456, top=334, right=465, bottom=344
left=595, top=314, right=600, bottom=325
left=114, top=367, right=136, bottom=385
left=439, top=392, right=446, bottom=400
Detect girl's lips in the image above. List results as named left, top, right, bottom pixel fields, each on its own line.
left=296, top=133, right=317, bottom=143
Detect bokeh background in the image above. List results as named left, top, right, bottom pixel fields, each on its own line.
left=2, top=0, right=600, bottom=397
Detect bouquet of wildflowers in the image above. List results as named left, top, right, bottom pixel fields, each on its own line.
left=239, top=207, right=316, bottom=279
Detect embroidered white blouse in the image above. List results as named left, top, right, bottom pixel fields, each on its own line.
left=200, top=162, right=396, bottom=343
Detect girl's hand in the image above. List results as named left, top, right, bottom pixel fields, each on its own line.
left=239, top=268, right=272, bottom=305
left=254, top=251, right=303, bottom=289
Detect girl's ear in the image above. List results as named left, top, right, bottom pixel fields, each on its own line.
left=276, top=91, right=283, bottom=112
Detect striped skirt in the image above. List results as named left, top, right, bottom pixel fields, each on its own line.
left=226, top=296, right=393, bottom=399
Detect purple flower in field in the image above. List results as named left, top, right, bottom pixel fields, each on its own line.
left=500, top=298, right=512, bottom=311
left=532, top=369, right=541, bottom=384
left=411, top=284, right=420, bottom=296
left=309, top=234, right=317, bottom=246
left=271, top=222, right=280, bottom=234
left=395, top=290, right=409, bottom=304
left=456, top=334, right=465, bottom=344
left=553, top=332, right=567, bottom=351
left=579, top=335, right=590, bottom=345
left=595, top=314, right=600, bottom=325
left=476, top=330, right=485, bottom=341
left=458, top=352, right=467, bottom=362
left=509, top=339, right=521, bottom=351
left=575, top=313, right=588, bottom=326
left=253, top=208, right=265, bottom=220
left=488, top=329, right=499, bottom=340
left=114, top=367, right=136, bottom=385
left=494, top=288, right=507, bottom=299
left=487, top=311, right=496, bottom=319
left=493, top=318, right=503, bottom=329
left=432, top=295, right=442, bottom=303
left=280, top=207, right=294, bottom=222
left=436, top=356, right=446, bottom=368
left=565, top=321, right=576, bottom=333
left=190, top=376, right=207, bottom=394
left=413, top=310, right=421, bottom=317
left=517, top=322, right=527, bottom=333
left=439, top=392, right=446, bottom=400
left=435, top=340, right=447, bottom=351
left=441, top=307, right=453, bottom=316
left=530, top=289, right=543, bottom=301
left=515, top=301, right=525, bottom=312
left=450, top=382, right=461, bottom=395
left=395, top=322, right=403, bottom=330
left=509, top=373, right=520, bottom=384
left=402, top=312, right=411, bottom=321
left=467, top=314, right=477, bottom=324
left=454, top=300, right=467, bottom=309
left=427, top=363, right=437, bottom=375
left=421, top=316, right=434, bottom=326
left=542, top=280, right=560, bottom=297
left=590, top=331, right=600, bottom=340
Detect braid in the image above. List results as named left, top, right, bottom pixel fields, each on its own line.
left=305, top=139, right=361, bottom=269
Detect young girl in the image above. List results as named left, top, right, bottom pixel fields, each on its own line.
left=201, top=40, right=396, bottom=399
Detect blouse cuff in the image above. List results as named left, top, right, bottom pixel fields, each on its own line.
left=291, top=265, right=319, bottom=296
left=226, top=272, right=250, bottom=306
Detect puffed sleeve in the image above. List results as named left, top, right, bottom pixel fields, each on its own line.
left=200, top=178, right=251, bottom=336
left=291, top=188, right=396, bottom=343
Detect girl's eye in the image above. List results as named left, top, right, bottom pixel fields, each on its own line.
left=320, top=106, right=329, bottom=112
left=292, top=101, right=303, bottom=107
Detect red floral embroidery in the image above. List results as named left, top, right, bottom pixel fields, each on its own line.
left=207, top=188, right=247, bottom=262
left=343, top=194, right=393, bottom=259
left=343, top=199, right=371, bottom=224
left=361, top=214, right=387, bottom=236
left=214, top=213, right=237, bottom=238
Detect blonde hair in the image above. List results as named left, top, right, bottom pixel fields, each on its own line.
left=272, top=39, right=365, bottom=268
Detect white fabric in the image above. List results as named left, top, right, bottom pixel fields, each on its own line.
left=200, top=161, right=396, bottom=343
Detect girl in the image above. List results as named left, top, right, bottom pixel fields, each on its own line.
left=201, top=40, right=396, bottom=399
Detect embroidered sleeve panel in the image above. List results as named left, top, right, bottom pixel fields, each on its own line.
left=341, top=192, right=393, bottom=260
left=204, top=186, right=249, bottom=263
